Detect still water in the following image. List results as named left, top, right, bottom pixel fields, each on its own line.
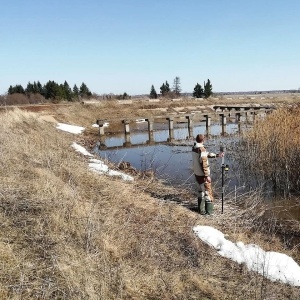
left=94, top=121, right=240, bottom=187
left=94, top=121, right=300, bottom=222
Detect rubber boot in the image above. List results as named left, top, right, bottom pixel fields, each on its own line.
left=205, top=200, right=214, bottom=215
left=198, top=197, right=206, bottom=215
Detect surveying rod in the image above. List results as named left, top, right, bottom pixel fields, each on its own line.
left=220, top=145, right=226, bottom=213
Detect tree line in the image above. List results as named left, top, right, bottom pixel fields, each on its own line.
left=4, top=76, right=213, bottom=104
left=7, top=80, right=92, bottom=101
left=150, top=77, right=213, bottom=99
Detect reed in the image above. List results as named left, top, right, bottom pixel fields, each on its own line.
left=238, top=104, right=300, bottom=196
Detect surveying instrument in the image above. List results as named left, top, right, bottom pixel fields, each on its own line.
left=220, top=145, right=229, bottom=213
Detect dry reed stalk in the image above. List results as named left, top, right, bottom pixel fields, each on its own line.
left=240, top=105, right=300, bottom=195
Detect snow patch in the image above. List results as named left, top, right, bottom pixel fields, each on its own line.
left=193, top=225, right=300, bottom=286
left=56, top=123, right=85, bottom=134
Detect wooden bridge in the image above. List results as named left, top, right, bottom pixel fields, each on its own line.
left=96, top=106, right=275, bottom=147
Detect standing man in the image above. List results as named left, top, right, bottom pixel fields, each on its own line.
left=192, top=134, right=224, bottom=215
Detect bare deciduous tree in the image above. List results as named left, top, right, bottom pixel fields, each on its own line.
left=172, top=76, right=181, bottom=96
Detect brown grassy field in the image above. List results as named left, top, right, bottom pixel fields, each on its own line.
left=0, top=95, right=299, bottom=299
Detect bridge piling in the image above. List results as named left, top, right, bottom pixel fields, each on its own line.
left=220, top=114, right=227, bottom=135
left=166, top=116, right=175, bottom=141
left=96, top=119, right=107, bottom=136
left=122, top=120, right=132, bottom=147
left=96, top=106, right=274, bottom=146
left=146, top=118, right=155, bottom=144
left=186, top=115, right=194, bottom=138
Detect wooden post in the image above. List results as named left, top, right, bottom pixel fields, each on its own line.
left=186, top=115, right=194, bottom=138
left=205, top=115, right=211, bottom=135
left=221, top=114, right=227, bottom=135
left=146, top=118, right=154, bottom=144
left=122, top=119, right=130, bottom=135
left=205, top=115, right=211, bottom=128
left=166, top=117, right=174, bottom=142
left=122, top=120, right=131, bottom=147
left=123, top=134, right=131, bottom=147
left=96, top=119, right=107, bottom=136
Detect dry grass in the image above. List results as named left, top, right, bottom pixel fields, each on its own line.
left=40, top=93, right=300, bottom=128
left=0, top=105, right=299, bottom=299
left=240, top=104, right=300, bottom=195
left=234, top=104, right=300, bottom=255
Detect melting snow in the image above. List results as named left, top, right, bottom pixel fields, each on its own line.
left=193, top=226, right=300, bottom=286
left=92, top=122, right=109, bottom=128
left=73, top=142, right=134, bottom=181
left=72, top=142, right=93, bottom=157
left=57, top=123, right=133, bottom=181
left=56, top=123, right=85, bottom=134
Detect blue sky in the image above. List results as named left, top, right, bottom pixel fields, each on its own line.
left=1, top=0, right=299, bottom=95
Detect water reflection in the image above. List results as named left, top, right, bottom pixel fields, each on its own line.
left=101, top=122, right=240, bottom=148
left=94, top=122, right=239, bottom=188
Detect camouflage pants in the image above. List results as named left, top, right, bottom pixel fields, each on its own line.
left=195, top=175, right=214, bottom=215
left=195, top=175, right=214, bottom=201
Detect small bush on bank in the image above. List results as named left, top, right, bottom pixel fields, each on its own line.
left=28, top=93, right=47, bottom=104
left=3, top=93, right=30, bottom=105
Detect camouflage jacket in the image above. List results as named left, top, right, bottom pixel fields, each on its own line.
left=192, top=142, right=217, bottom=176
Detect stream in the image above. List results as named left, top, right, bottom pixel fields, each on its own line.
left=94, top=120, right=300, bottom=223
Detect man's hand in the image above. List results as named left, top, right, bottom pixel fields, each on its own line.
left=205, top=176, right=211, bottom=183
left=218, top=152, right=225, bottom=157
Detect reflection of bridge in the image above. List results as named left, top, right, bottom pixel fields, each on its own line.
left=98, top=140, right=171, bottom=150
left=96, top=106, right=275, bottom=148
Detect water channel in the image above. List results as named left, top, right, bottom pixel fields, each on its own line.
left=95, top=121, right=238, bottom=184
left=94, top=120, right=300, bottom=223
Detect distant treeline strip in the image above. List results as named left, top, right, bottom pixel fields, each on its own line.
left=7, top=80, right=92, bottom=101
left=1, top=80, right=134, bottom=106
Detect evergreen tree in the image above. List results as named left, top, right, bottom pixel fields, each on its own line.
left=8, top=85, right=13, bottom=95
left=160, top=80, right=170, bottom=96
left=149, top=85, right=157, bottom=99
left=16, top=85, right=25, bottom=94
left=63, top=80, right=72, bottom=101
left=32, top=81, right=39, bottom=93
left=44, top=80, right=59, bottom=99
left=25, top=82, right=34, bottom=95
left=122, top=92, right=130, bottom=99
left=172, top=76, right=181, bottom=96
left=116, top=92, right=130, bottom=100
left=193, top=83, right=204, bottom=98
left=160, top=83, right=166, bottom=95
left=73, top=84, right=79, bottom=98
left=165, top=81, right=170, bottom=93
left=79, top=82, right=92, bottom=98
left=8, top=84, right=25, bottom=94
left=25, top=81, right=44, bottom=96
left=204, top=79, right=213, bottom=98
left=36, top=81, right=44, bottom=96
left=57, top=84, right=67, bottom=100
